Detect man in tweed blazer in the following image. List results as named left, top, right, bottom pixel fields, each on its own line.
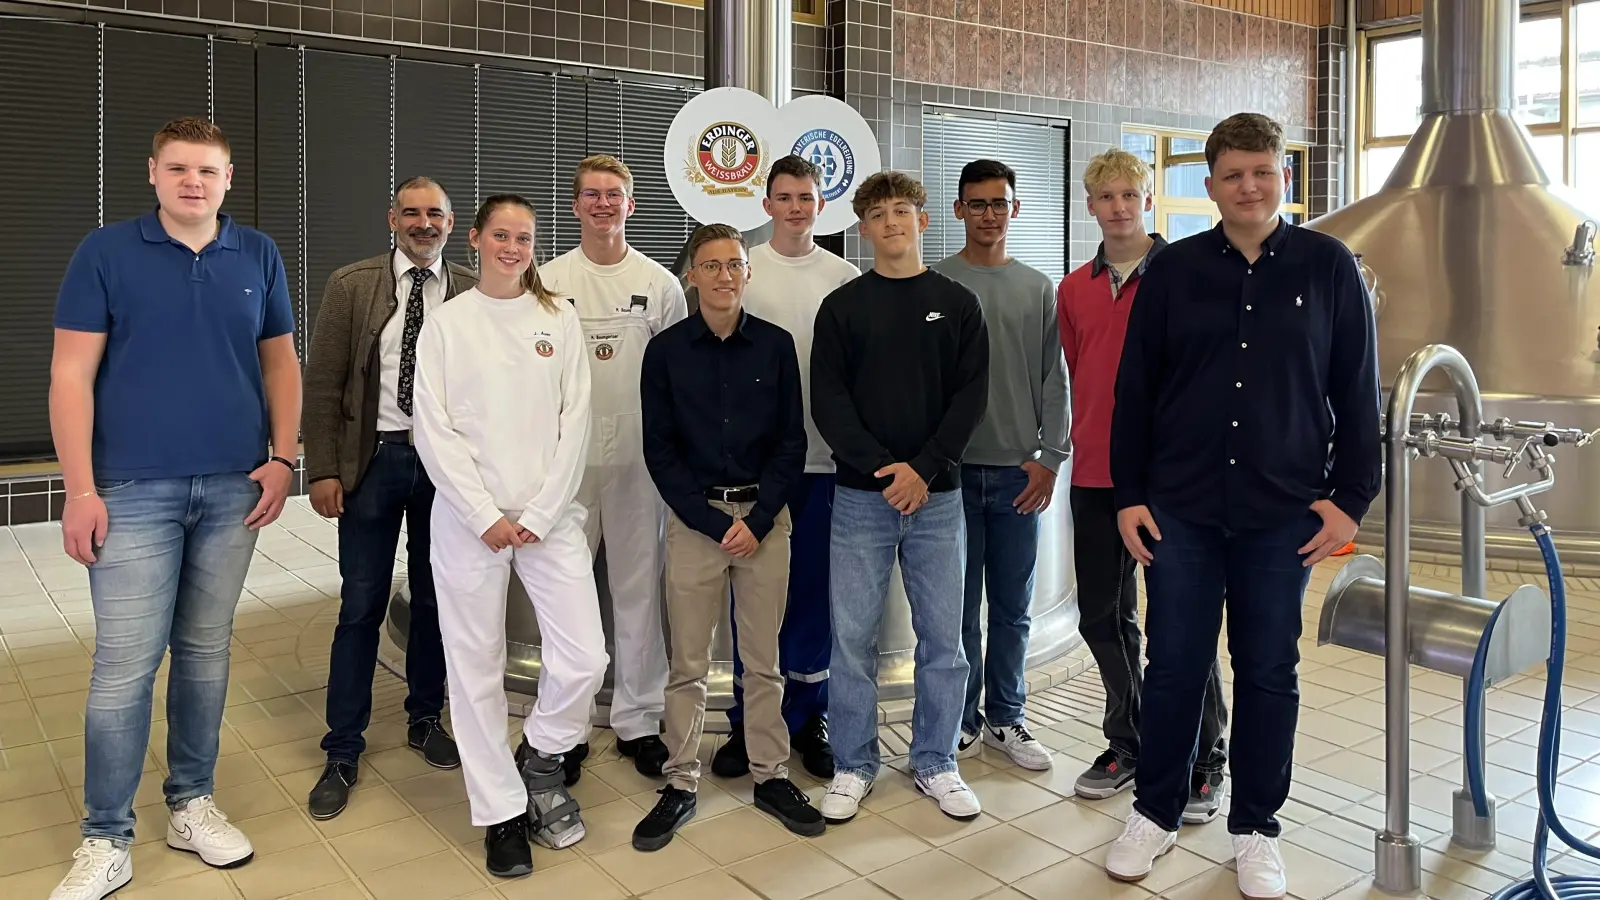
left=301, top=176, right=478, bottom=820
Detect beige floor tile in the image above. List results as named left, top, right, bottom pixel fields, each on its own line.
left=1013, top=856, right=1153, bottom=900
left=589, top=836, right=716, bottom=895
left=942, top=823, right=1071, bottom=883
left=810, top=813, right=931, bottom=875
left=963, top=771, right=1065, bottom=821
left=0, top=790, right=76, bottom=838
left=878, top=799, right=1000, bottom=847
left=497, top=857, right=628, bottom=899
left=639, top=868, right=764, bottom=900
left=330, top=816, right=448, bottom=874
left=1011, top=799, right=1126, bottom=854
left=0, top=821, right=84, bottom=878
left=233, top=808, right=322, bottom=856
left=388, top=769, right=469, bottom=814
left=679, top=805, right=797, bottom=865
left=310, top=786, right=414, bottom=838
left=866, top=849, right=999, bottom=900
left=118, top=868, right=238, bottom=900
left=228, top=843, right=351, bottom=900
left=726, top=841, right=857, bottom=900
left=805, top=881, right=899, bottom=900
left=359, top=849, right=486, bottom=899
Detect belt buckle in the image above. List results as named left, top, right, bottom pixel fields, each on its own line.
left=405, top=429, right=414, bottom=445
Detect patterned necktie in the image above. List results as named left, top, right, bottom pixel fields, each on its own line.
left=396, top=266, right=433, bottom=417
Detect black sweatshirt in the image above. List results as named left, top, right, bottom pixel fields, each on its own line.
left=809, top=268, right=990, bottom=494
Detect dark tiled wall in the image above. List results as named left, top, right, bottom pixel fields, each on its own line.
left=38, top=0, right=832, bottom=91
left=1310, top=23, right=1347, bottom=217
left=894, top=1, right=1319, bottom=129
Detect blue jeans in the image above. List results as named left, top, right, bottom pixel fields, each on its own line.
left=829, top=486, right=967, bottom=781
left=82, top=474, right=260, bottom=842
left=321, top=442, right=446, bottom=763
left=728, top=473, right=833, bottom=732
left=1132, top=505, right=1319, bottom=836
left=959, top=465, right=1039, bottom=735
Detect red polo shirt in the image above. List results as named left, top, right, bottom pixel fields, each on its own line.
left=1056, top=236, right=1167, bottom=488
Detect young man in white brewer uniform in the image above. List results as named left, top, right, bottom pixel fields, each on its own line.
left=538, top=154, right=688, bottom=778
left=714, top=154, right=860, bottom=782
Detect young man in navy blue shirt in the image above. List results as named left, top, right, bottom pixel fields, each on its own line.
left=49, top=117, right=301, bottom=900
left=1103, top=113, right=1380, bottom=899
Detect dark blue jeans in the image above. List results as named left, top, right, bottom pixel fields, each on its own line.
left=1131, top=506, right=1319, bottom=837
left=729, top=474, right=833, bottom=732
left=321, top=443, right=447, bottom=763
left=959, top=464, right=1040, bottom=735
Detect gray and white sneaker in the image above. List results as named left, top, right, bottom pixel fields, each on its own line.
left=167, top=796, right=254, bottom=867
left=521, top=749, right=586, bottom=849
left=821, top=772, right=873, bottom=823
left=914, top=770, right=983, bottom=820
left=982, top=723, right=1053, bottom=771
left=49, top=839, right=131, bottom=900
left=1183, top=770, right=1225, bottom=824
left=1075, top=748, right=1136, bottom=800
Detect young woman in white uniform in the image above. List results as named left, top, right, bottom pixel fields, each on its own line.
left=412, top=194, right=607, bottom=878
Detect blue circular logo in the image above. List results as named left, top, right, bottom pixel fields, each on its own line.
left=793, top=129, right=856, bottom=202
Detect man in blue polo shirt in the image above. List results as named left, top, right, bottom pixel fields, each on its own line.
left=47, top=116, right=301, bottom=900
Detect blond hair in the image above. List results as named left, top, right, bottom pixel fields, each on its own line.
left=571, top=154, right=634, bottom=199
left=1083, top=149, right=1152, bottom=197
left=850, top=171, right=928, bottom=219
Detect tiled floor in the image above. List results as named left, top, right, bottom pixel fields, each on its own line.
left=5, top=501, right=1600, bottom=900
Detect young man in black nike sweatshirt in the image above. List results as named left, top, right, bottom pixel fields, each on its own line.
left=809, top=171, right=990, bottom=826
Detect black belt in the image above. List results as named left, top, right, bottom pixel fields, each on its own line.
left=705, top=485, right=758, bottom=503
left=376, top=430, right=414, bottom=445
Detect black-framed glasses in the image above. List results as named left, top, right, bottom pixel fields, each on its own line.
left=695, top=259, right=749, bottom=277
left=962, top=199, right=1014, bottom=217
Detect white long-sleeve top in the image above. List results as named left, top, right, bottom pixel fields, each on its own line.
left=412, top=287, right=592, bottom=540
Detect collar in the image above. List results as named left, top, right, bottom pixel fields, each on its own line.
left=1091, top=233, right=1167, bottom=278
left=687, top=308, right=749, bottom=343
left=393, top=248, right=446, bottom=283
left=140, top=209, right=239, bottom=250
left=1214, top=217, right=1292, bottom=256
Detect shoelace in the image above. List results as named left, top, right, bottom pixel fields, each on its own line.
left=1116, top=814, right=1168, bottom=847
left=922, top=772, right=968, bottom=795
left=762, top=779, right=811, bottom=806
left=1093, top=748, right=1122, bottom=769
left=180, top=798, right=234, bottom=836
left=322, top=762, right=355, bottom=786
left=645, top=788, right=690, bottom=824
left=1006, top=724, right=1038, bottom=744
left=1234, top=833, right=1281, bottom=868
left=487, top=816, right=527, bottom=843
left=60, top=842, right=119, bottom=889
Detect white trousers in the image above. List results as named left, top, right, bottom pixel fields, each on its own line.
left=564, top=412, right=669, bottom=742
left=432, top=500, right=609, bottom=827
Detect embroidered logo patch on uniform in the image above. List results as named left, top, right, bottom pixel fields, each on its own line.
left=595, top=343, right=615, bottom=361
left=535, top=340, right=554, bottom=358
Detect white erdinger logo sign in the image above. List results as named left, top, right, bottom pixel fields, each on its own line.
left=665, top=88, right=883, bottom=234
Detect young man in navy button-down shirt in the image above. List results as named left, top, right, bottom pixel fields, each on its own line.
left=635, top=223, right=821, bottom=852
left=1103, top=113, right=1381, bottom=899
left=49, top=117, right=302, bottom=900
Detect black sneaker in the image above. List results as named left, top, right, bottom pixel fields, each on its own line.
left=516, top=737, right=586, bottom=787
left=617, top=734, right=669, bottom=777
left=408, top=717, right=461, bottom=770
left=754, top=777, right=826, bottom=837
left=1074, top=748, right=1136, bottom=800
left=631, top=786, right=697, bottom=851
left=791, top=716, right=835, bottom=780
left=711, top=723, right=750, bottom=778
left=483, top=813, right=533, bottom=878
left=308, top=760, right=358, bottom=820
left=1183, top=769, right=1226, bottom=824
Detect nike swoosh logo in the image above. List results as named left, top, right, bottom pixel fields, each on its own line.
left=107, top=858, right=126, bottom=881
left=177, top=823, right=193, bottom=841
left=925, top=312, right=944, bottom=321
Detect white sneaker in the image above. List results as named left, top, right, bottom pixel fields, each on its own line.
left=167, top=796, right=255, bottom=868
left=49, top=839, right=131, bottom=900
left=983, top=723, right=1053, bottom=771
left=821, top=772, right=873, bottom=824
left=1232, top=832, right=1288, bottom=899
left=1105, top=811, right=1177, bottom=882
left=914, top=770, right=983, bottom=820
left=956, top=730, right=982, bottom=760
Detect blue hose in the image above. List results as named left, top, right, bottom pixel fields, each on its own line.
left=1479, top=525, right=1600, bottom=900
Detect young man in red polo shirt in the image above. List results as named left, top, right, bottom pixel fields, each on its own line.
left=1055, top=148, right=1229, bottom=822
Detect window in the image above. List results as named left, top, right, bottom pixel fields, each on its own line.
left=922, top=110, right=1070, bottom=282
left=1358, top=0, right=1600, bottom=203
left=1119, top=127, right=1310, bottom=239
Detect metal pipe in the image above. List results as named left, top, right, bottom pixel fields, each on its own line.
left=1342, top=0, right=1357, bottom=207
left=1379, top=343, right=1486, bottom=894
left=744, top=0, right=791, bottom=106
left=704, top=0, right=741, bottom=90
left=1422, top=0, right=1516, bottom=115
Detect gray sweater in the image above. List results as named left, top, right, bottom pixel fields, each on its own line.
left=931, top=254, right=1070, bottom=470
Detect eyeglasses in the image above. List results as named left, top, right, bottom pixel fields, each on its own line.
left=694, top=259, right=748, bottom=277
left=579, top=189, right=628, bottom=205
left=962, top=199, right=1014, bottom=217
